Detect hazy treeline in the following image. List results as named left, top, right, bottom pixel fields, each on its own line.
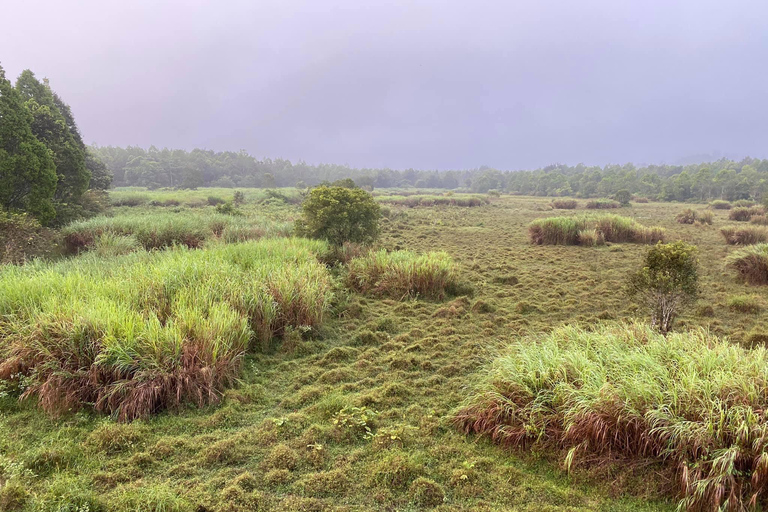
left=93, top=145, right=768, bottom=202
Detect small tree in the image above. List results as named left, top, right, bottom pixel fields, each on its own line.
left=628, top=241, right=699, bottom=334
left=615, top=189, right=632, bottom=206
left=296, top=186, right=381, bottom=246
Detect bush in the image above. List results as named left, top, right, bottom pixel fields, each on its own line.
left=551, top=199, right=577, bottom=209
left=614, top=189, right=631, bottom=206
left=585, top=199, right=620, bottom=209
left=720, top=225, right=768, bottom=245
left=296, top=186, right=381, bottom=246
left=734, top=199, right=756, bottom=207
left=676, top=209, right=712, bottom=225
left=233, top=190, right=245, bottom=205
left=528, top=214, right=665, bottom=246
left=347, top=250, right=458, bottom=299
left=710, top=200, right=732, bottom=210
left=627, top=241, right=698, bottom=333
left=207, top=196, right=226, bottom=206
left=726, top=243, right=768, bottom=285
left=0, top=239, right=333, bottom=420
left=455, top=322, right=768, bottom=511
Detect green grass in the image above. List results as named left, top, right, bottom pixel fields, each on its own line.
left=726, top=243, right=768, bottom=285
left=455, top=322, right=768, bottom=511
left=0, top=238, right=332, bottom=420
left=109, top=187, right=304, bottom=208
left=346, top=249, right=459, bottom=299
left=62, top=211, right=291, bottom=253
left=528, top=214, right=665, bottom=245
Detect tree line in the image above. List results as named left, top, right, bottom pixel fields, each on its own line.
left=0, top=65, right=111, bottom=225
left=94, top=145, right=768, bottom=203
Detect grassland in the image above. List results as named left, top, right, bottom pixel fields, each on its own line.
left=1, top=191, right=768, bottom=511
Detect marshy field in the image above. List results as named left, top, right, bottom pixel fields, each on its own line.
left=2, top=189, right=768, bottom=512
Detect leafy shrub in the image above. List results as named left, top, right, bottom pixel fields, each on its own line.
left=614, top=189, right=631, bottom=206
left=0, top=239, right=333, bottom=420
left=726, top=243, right=768, bottom=285
left=528, top=214, right=665, bottom=246
left=215, top=201, right=241, bottom=215
left=710, top=200, right=732, bottom=210
left=347, top=250, right=458, bottom=299
left=296, top=186, right=381, bottom=246
left=455, top=322, right=768, bottom=511
left=720, top=225, right=768, bottom=245
left=551, top=199, right=577, bottom=209
left=627, top=241, right=698, bottom=333
left=233, top=190, right=245, bottom=205
left=0, top=212, right=60, bottom=264
left=585, top=199, right=620, bottom=209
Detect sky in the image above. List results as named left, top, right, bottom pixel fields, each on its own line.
left=2, top=0, right=767, bottom=170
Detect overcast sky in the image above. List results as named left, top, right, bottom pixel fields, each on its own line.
left=2, top=0, right=767, bottom=169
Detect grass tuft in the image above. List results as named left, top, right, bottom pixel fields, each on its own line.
left=528, top=214, right=665, bottom=245
left=726, top=243, right=768, bottom=284
left=720, top=225, right=768, bottom=245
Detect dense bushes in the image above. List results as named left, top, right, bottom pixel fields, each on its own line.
left=528, top=214, right=665, bottom=246
left=347, top=250, right=458, bottom=299
left=61, top=212, right=291, bottom=253
left=726, top=244, right=768, bottom=285
left=0, top=239, right=333, bottom=420
left=720, top=225, right=768, bottom=245
left=296, top=186, right=381, bottom=246
left=455, top=322, right=768, bottom=511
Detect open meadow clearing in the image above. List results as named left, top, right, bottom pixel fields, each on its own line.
left=2, top=191, right=768, bottom=511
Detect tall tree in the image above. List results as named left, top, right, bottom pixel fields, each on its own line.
left=0, top=65, right=57, bottom=222
left=15, top=70, right=90, bottom=203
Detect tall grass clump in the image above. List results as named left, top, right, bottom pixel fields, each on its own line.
left=720, top=225, right=768, bottom=245
left=729, top=206, right=765, bottom=222
left=528, top=214, right=664, bottom=246
left=676, top=209, right=712, bottom=225
left=455, top=322, right=768, bottom=511
left=377, top=194, right=489, bottom=208
left=347, top=250, right=458, bottom=299
left=585, top=199, right=620, bottom=209
left=551, top=199, right=577, bottom=209
left=710, top=200, right=732, bottom=210
left=0, top=239, right=333, bottom=420
left=62, top=212, right=288, bottom=253
left=726, top=243, right=768, bottom=285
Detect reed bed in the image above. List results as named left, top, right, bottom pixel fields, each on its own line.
left=346, top=249, right=458, bottom=299
left=455, top=322, right=768, bottom=511
left=62, top=211, right=291, bottom=253
left=528, top=214, right=665, bottom=246
left=720, top=225, right=768, bottom=245
left=376, top=194, right=489, bottom=208
left=585, top=199, right=620, bottom=209
left=0, top=239, right=333, bottom=420
left=726, top=243, right=768, bottom=285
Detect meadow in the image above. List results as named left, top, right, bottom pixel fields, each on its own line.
left=1, top=189, right=768, bottom=511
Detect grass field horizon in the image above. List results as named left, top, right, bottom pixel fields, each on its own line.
left=2, top=188, right=768, bottom=511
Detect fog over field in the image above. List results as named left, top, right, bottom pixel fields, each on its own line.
left=2, top=0, right=767, bottom=169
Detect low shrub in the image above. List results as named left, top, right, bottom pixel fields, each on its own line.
left=347, top=250, right=458, bottom=299
left=585, top=199, right=620, bottom=209
left=726, top=243, right=768, bottom=285
left=0, top=239, right=333, bottom=420
left=455, top=322, right=768, bottom=511
left=528, top=214, right=665, bottom=246
left=729, top=206, right=765, bottom=222
left=720, top=225, right=768, bottom=245
left=710, top=200, right=732, bottom=210
left=551, top=199, right=577, bottom=209
left=207, top=196, right=226, bottom=206
left=727, top=294, right=763, bottom=313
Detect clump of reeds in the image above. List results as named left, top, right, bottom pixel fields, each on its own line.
left=726, top=243, right=768, bottom=285
left=676, top=209, right=713, bottom=225
left=0, top=238, right=333, bottom=420
left=585, top=199, right=620, bottom=209
left=454, top=322, right=768, bottom=511
left=346, top=250, right=458, bottom=299
left=551, top=199, right=578, bottom=209
left=729, top=206, right=765, bottom=222
left=734, top=199, right=756, bottom=207
left=751, top=215, right=768, bottom=226
left=720, top=225, right=768, bottom=245
left=710, top=200, right=732, bottom=210
left=528, top=214, right=665, bottom=246
left=377, top=195, right=489, bottom=208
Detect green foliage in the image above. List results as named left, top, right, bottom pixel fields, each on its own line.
left=297, top=186, right=381, bottom=246
left=614, top=189, right=631, bottom=205
left=85, top=148, right=112, bottom=190
left=529, top=214, right=665, bottom=245
left=456, top=322, right=768, bottom=512
left=627, top=241, right=698, bottom=333
left=0, top=239, right=333, bottom=419
left=0, top=65, right=57, bottom=223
